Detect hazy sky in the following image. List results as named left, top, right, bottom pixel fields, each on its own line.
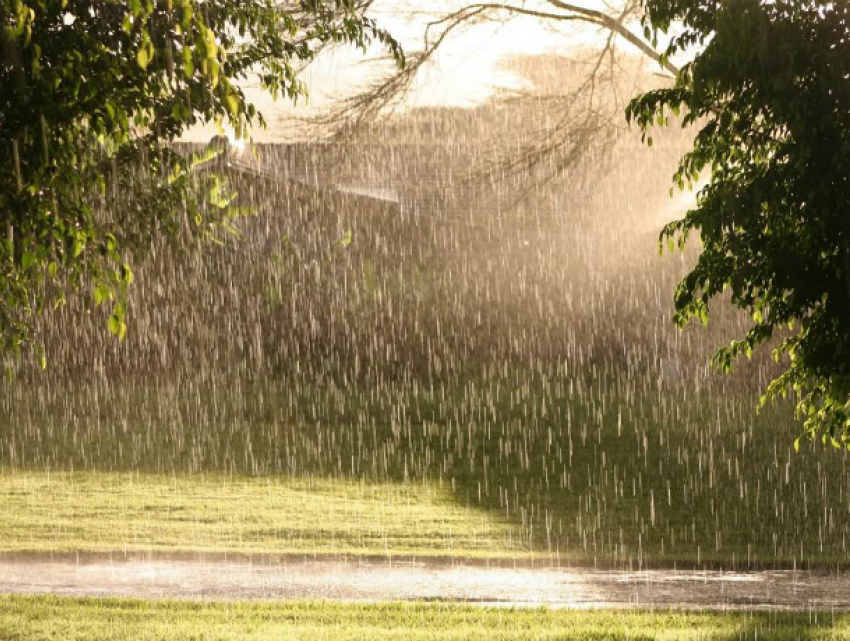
left=184, top=1, right=626, bottom=141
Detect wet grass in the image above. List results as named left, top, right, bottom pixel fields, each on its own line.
left=3, top=374, right=850, bottom=568
left=0, top=471, right=529, bottom=560
left=2, top=123, right=816, bottom=568
left=1, top=596, right=848, bottom=640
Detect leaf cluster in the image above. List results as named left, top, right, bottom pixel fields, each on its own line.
left=626, top=0, right=850, bottom=444
left=0, top=0, right=401, bottom=366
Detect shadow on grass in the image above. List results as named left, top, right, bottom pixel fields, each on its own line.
left=3, top=372, right=850, bottom=570
left=710, top=612, right=842, bottom=641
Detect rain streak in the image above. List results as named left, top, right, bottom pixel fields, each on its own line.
left=2, top=55, right=847, bottom=575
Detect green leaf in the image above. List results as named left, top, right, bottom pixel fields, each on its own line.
left=121, top=264, right=134, bottom=286
left=182, top=3, right=194, bottom=29
left=93, top=284, right=111, bottom=306
left=137, top=47, right=149, bottom=70
left=183, top=46, right=194, bottom=77
left=225, top=94, right=240, bottom=118
left=108, top=315, right=121, bottom=336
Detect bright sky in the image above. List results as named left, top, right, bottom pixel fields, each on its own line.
left=318, top=0, right=606, bottom=106
left=183, top=1, right=653, bottom=142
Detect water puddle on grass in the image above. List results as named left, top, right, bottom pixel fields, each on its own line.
left=1, top=558, right=848, bottom=610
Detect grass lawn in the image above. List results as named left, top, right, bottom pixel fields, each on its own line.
left=4, top=378, right=850, bottom=567
left=0, top=471, right=528, bottom=560
left=2, top=596, right=849, bottom=640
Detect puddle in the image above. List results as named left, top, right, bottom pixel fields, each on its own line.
left=1, top=559, right=848, bottom=609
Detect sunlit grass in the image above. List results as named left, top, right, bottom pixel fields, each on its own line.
left=0, top=471, right=531, bottom=559
left=2, top=596, right=849, bottom=640
left=4, top=376, right=850, bottom=566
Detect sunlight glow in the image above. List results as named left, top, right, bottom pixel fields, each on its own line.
left=225, top=132, right=246, bottom=151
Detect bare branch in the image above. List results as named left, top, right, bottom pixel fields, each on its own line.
left=294, top=0, right=679, bottom=202
left=303, top=5, right=491, bottom=138
left=546, top=0, right=678, bottom=75
left=303, top=0, right=675, bottom=137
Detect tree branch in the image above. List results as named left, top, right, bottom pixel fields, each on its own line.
left=546, top=0, right=679, bottom=75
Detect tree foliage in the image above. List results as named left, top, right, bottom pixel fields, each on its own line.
left=626, top=0, right=850, bottom=444
left=0, top=0, right=400, bottom=365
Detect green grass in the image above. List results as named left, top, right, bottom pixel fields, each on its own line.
left=4, top=376, right=850, bottom=567
left=1, top=596, right=848, bottom=640
left=0, top=471, right=530, bottom=560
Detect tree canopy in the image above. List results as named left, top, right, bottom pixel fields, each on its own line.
left=0, top=0, right=400, bottom=366
left=627, top=0, right=850, bottom=444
